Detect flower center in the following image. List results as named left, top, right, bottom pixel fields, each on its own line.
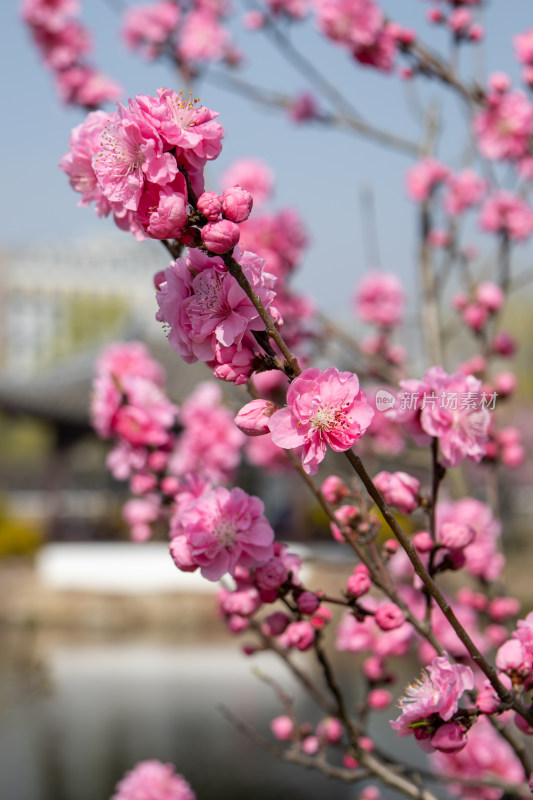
left=215, top=517, right=237, bottom=547
left=310, top=405, right=337, bottom=431
left=168, top=91, right=200, bottom=129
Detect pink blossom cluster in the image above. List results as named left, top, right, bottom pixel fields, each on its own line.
left=479, top=190, right=533, bottom=242
left=21, top=0, right=122, bottom=108
left=122, top=0, right=240, bottom=71
left=110, top=759, right=195, bottom=800
left=155, top=247, right=280, bottom=385
left=474, top=84, right=533, bottom=165
left=452, top=281, right=504, bottom=333
left=389, top=366, right=491, bottom=467
left=354, top=271, right=406, bottom=329
left=443, top=168, right=486, bottom=217
left=406, top=158, right=449, bottom=203
left=315, top=0, right=414, bottom=73
left=91, top=342, right=246, bottom=540
left=61, top=88, right=224, bottom=241
left=436, top=498, right=504, bottom=582
left=427, top=5, right=483, bottom=41
left=268, top=366, right=374, bottom=474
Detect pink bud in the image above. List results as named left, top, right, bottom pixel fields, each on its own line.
left=383, top=539, right=399, bottom=555
left=270, top=715, right=294, bottom=740
left=413, top=531, right=434, bottom=553
left=363, top=656, right=384, bottom=682
left=310, top=605, right=332, bottom=629
left=255, top=557, right=288, bottom=590
left=468, top=24, right=484, bottom=42
left=346, top=570, right=371, bottom=598
left=427, top=7, right=444, bottom=24
left=235, top=399, right=277, bottom=436
left=262, top=611, right=290, bottom=636
left=296, top=591, right=320, bottom=615
left=373, top=471, right=420, bottom=514
left=448, top=8, right=472, bottom=34
left=374, top=603, right=405, bottom=631
left=368, top=688, right=392, bottom=711
left=488, top=340, right=509, bottom=376
left=439, top=521, right=476, bottom=550
left=452, top=291, right=468, bottom=310
left=476, top=281, right=504, bottom=311
left=489, top=72, right=511, bottom=93
left=222, top=185, right=254, bottom=223
left=201, top=219, right=240, bottom=254
left=279, top=620, right=315, bottom=651
left=301, top=735, right=319, bottom=754
left=514, top=713, right=533, bottom=735
left=488, top=597, right=520, bottom=622
left=476, top=686, right=501, bottom=714
left=486, top=624, right=508, bottom=647
left=316, top=717, right=343, bottom=743
left=496, top=639, right=529, bottom=676
left=130, top=472, right=157, bottom=494
left=227, top=614, right=249, bottom=633
left=431, top=723, right=467, bottom=753
left=321, top=475, right=350, bottom=504
left=494, top=371, right=517, bottom=397
left=197, top=191, right=222, bottom=221
left=462, top=303, right=488, bottom=331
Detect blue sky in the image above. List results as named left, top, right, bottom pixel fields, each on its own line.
left=2, top=1, right=532, bottom=314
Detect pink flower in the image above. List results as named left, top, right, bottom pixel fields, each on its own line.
left=177, top=10, right=231, bottom=64
left=474, top=89, right=533, bottom=162
left=479, top=190, right=533, bottom=241
left=515, top=29, right=533, bottom=65
left=391, top=654, right=474, bottom=738
left=169, top=382, right=245, bottom=485
left=93, top=101, right=178, bottom=211
left=397, top=366, right=490, bottom=468
left=122, top=1, right=179, bottom=60
left=443, top=169, right=486, bottom=216
left=406, top=159, right=449, bottom=202
left=316, top=0, right=383, bottom=50
left=155, top=247, right=279, bottom=379
left=137, top=88, right=224, bottom=173
left=59, top=110, right=113, bottom=214
left=169, top=486, right=275, bottom=580
left=268, top=366, right=374, bottom=475
left=220, top=158, right=274, bottom=207
left=321, top=475, right=349, bottom=504
left=373, top=471, right=420, bottom=514
left=110, top=760, right=195, bottom=800
left=354, top=271, right=405, bottom=328
left=437, top=498, right=503, bottom=582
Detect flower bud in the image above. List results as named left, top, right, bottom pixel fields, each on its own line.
left=197, top=191, right=222, bottom=221
left=201, top=219, right=240, bottom=253
left=222, top=185, right=253, bottom=223
left=235, top=399, right=277, bottom=436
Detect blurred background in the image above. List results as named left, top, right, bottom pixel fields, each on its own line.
left=1, top=1, right=533, bottom=798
